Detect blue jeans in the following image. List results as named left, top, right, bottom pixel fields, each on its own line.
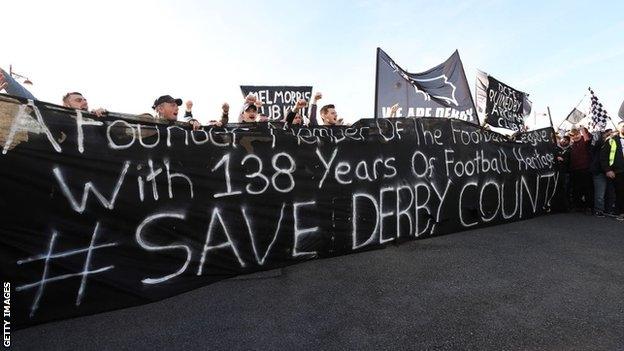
left=593, top=173, right=616, bottom=212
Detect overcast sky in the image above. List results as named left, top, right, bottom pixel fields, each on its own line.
left=2, top=0, right=623, bottom=128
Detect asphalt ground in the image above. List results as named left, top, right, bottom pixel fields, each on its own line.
left=12, top=213, right=624, bottom=350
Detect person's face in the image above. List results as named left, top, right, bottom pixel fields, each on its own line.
left=242, top=109, right=257, bottom=122
left=65, top=94, right=89, bottom=110
left=559, top=137, right=569, bottom=147
left=619, top=123, right=624, bottom=136
left=157, top=102, right=179, bottom=121
left=292, top=113, right=302, bottom=125
left=322, top=108, right=338, bottom=125
left=570, top=133, right=581, bottom=142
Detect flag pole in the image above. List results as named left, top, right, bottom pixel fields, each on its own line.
left=374, top=47, right=380, bottom=119
left=557, top=93, right=587, bottom=130
left=547, top=106, right=554, bottom=128
left=608, top=115, right=618, bottom=130
left=533, top=109, right=537, bottom=126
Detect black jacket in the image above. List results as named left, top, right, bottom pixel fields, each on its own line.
left=590, top=137, right=606, bottom=175
left=286, top=103, right=318, bottom=126
left=556, top=145, right=571, bottom=172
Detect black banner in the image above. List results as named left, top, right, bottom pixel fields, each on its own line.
left=240, top=86, right=313, bottom=121
left=375, top=48, right=478, bottom=124
left=476, top=71, right=529, bottom=131
left=0, top=95, right=561, bottom=329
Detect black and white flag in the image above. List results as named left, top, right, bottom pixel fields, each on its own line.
left=564, top=108, right=586, bottom=125
left=375, top=48, right=478, bottom=124
left=475, top=70, right=530, bottom=131
left=588, top=88, right=610, bottom=132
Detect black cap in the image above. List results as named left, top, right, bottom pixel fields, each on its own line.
left=152, top=95, right=182, bottom=109
left=243, top=103, right=258, bottom=112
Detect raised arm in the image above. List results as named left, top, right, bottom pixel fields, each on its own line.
left=0, top=68, right=36, bottom=100
left=389, top=103, right=399, bottom=118
left=183, top=100, right=194, bottom=121
left=286, top=99, right=308, bottom=125
left=308, top=92, right=322, bottom=126
left=220, top=102, right=229, bottom=125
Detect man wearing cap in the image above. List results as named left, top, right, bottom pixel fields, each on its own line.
left=153, top=95, right=200, bottom=130
left=238, top=94, right=263, bottom=123
left=240, top=103, right=259, bottom=123
left=601, top=120, right=624, bottom=221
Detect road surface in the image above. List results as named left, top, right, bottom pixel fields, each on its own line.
left=13, top=213, right=624, bottom=350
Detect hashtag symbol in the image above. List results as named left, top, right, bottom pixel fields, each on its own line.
left=15, top=222, right=117, bottom=317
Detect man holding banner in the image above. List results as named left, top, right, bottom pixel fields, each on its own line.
left=152, top=94, right=201, bottom=130
left=63, top=92, right=108, bottom=118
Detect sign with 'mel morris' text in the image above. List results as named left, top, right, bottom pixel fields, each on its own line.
left=240, top=85, right=313, bottom=121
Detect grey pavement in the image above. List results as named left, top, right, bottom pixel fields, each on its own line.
left=13, top=213, right=624, bottom=350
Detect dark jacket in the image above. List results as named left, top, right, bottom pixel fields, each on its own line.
left=556, top=145, right=571, bottom=172
left=569, top=137, right=591, bottom=171
left=590, top=135, right=606, bottom=175
left=600, top=135, right=624, bottom=174
left=308, top=104, right=318, bottom=126
left=286, top=103, right=318, bottom=126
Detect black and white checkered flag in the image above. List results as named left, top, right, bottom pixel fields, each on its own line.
left=588, top=87, right=610, bottom=131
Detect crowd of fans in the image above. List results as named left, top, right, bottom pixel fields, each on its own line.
left=556, top=123, right=624, bottom=221
left=0, top=68, right=344, bottom=129
left=2, top=67, right=624, bottom=221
